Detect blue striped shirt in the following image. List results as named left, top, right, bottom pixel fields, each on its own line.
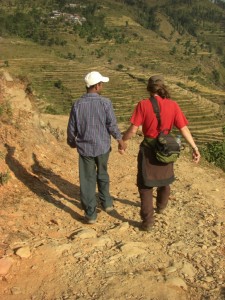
left=67, top=93, right=122, bottom=157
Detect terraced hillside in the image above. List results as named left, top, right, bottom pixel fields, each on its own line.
left=2, top=67, right=224, bottom=148
left=1, top=3, right=224, bottom=147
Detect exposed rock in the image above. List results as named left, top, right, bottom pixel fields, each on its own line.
left=203, top=276, right=215, bottom=283
left=120, top=242, right=148, bottom=258
left=87, top=237, right=112, bottom=248
left=56, top=243, right=72, bottom=255
left=166, top=277, right=188, bottom=291
left=180, top=262, right=197, bottom=278
left=165, top=266, right=177, bottom=274
left=73, top=228, right=97, bottom=239
left=0, top=257, right=13, bottom=275
left=15, top=246, right=31, bottom=258
left=11, top=286, right=22, bottom=295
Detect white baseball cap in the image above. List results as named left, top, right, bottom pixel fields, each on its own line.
left=84, top=71, right=109, bottom=88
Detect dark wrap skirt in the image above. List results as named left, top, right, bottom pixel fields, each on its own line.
left=137, top=142, right=175, bottom=188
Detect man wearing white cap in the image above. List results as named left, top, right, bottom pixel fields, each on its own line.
left=67, top=71, right=125, bottom=223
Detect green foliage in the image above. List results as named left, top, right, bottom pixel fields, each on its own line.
left=164, top=7, right=197, bottom=36
left=164, top=0, right=224, bottom=37
left=216, top=46, right=223, bottom=56
left=201, top=140, right=225, bottom=172
left=176, top=82, right=186, bottom=89
left=95, top=48, right=104, bottom=58
left=46, top=121, right=65, bottom=141
left=215, top=0, right=225, bottom=9
left=75, top=10, right=128, bottom=44
left=176, top=82, right=199, bottom=93
left=25, top=83, right=33, bottom=95
left=44, top=105, right=58, bottom=115
left=4, top=60, right=9, bottom=67
left=222, top=126, right=225, bottom=136
left=0, top=105, right=3, bottom=116
left=0, top=151, right=4, bottom=159
left=54, top=80, right=64, bottom=89
left=116, top=64, right=124, bottom=71
left=0, top=170, right=10, bottom=185
left=115, top=33, right=129, bottom=44
left=0, top=8, right=67, bottom=46
left=201, top=125, right=225, bottom=172
left=123, top=1, right=160, bottom=31
left=108, top=57, right=113, bottom=64
left=0, top=101, right=13, bottom=119
left=170, top=46, right=177, bottom=55
left=190, top=66, right=202, bottom=75
left=60, top=52, right=76, bottom=60
left=212, top=69, right=220, bottom=84
left=140, top=63, right=149, bottom=69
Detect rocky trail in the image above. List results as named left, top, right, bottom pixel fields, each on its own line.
left=0, top=76, right=225, bottom=300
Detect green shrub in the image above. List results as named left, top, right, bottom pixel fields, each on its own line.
left=54, top=80, right=64, bottom=89
left=25, top=83, right=33, bottom=95
left=0, top=104, right=3, bottom=116
left=47, top=122, right=64, bottom=141
left=222, top=126, right=225, bottom=135
left=201, top=140, right=225, bottom=172
left=0, top=101, right=13, bottom=119
left=0, top=170, right=10, bottom=185
left=177, top=82, right=186, bottom=89
left=0, top=151, right=4, bottom=159
left=45, top=105, right=58, bottom=115
left=190, top=66, right=202, bottom=75
left=170, top=46, right=177, bottom=55
left=116, top=64, right=124, bottom=71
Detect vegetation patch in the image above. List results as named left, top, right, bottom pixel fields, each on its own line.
left=201, top=126, right=225, bottom=171
left=0, top=101, right=13, bottom=121
left=0, top=170, right=11, bottom=185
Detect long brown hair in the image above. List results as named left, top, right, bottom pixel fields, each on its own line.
left=147, top=77, right=170, bottom=99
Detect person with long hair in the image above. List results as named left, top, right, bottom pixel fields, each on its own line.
left=122, top=75, right=200, bottom=231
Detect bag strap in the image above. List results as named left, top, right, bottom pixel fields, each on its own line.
left=149, top=97, right=171, bottom=134
left=149, top=96, right=161, bottom=130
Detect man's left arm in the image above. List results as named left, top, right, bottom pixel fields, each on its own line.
left=106, top=102, right=127, bottom=152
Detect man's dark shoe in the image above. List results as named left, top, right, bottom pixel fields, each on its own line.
left=104, top=206, right=114, bottom=213
left=84, top=215, right=97, bottom=224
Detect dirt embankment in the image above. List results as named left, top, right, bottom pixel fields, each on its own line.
left=0, top=76, right=225, bottom=300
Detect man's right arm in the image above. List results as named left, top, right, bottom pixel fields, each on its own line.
left=67, top=106, right=77, bottom=148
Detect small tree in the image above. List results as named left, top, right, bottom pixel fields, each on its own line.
left=54, top=80, right=64, bottom=90
left=116, top=64, right=124, bottom=71
left=4, top=60, right=9, bottom=67
left=170, top=46, right=177, bottom=55
left=212, top=70, right=220, bottom=84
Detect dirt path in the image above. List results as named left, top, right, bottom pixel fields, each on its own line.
left=0, top=78, right=225, bottom=300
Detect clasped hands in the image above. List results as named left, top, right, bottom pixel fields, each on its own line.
left=118, top=140, right=127, bottom=154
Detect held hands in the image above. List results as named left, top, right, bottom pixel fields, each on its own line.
left=118, top=140, right=127, bottom=155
